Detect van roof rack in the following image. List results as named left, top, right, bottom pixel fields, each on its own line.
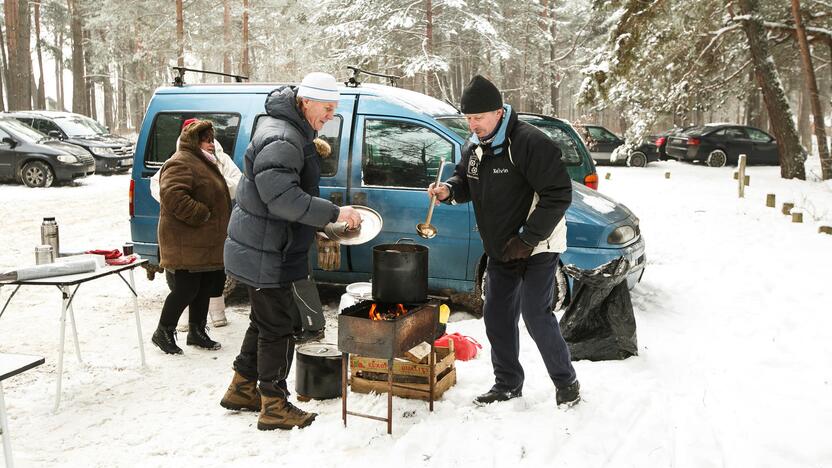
left=172, top=67, right=249, bottom=86
left=345, top=66, right=400, bottom=88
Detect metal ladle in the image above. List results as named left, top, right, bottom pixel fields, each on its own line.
left=416, top=157, right=445, bottom=239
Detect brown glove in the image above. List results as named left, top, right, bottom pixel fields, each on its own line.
left=502, top=236, right=534, bottom=262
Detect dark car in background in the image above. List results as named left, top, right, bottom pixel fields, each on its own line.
left=654, top=126, right=693, bottom=160
left=0, top=116, right=95, bottom=187
left=665, top=123, right=779, bottom=167
left=576, top=124, right=659, bottom=167
left=517, top=113, right=599, bottom=189
left=6, top=111, right=134, bottom=173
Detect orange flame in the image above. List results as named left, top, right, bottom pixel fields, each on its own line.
left=369, top=303, right=408, bottom=321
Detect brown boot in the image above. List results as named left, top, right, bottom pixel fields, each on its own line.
left=257, top=395, right=317, bottom=430
left=220, top=371, right=261, bottom=412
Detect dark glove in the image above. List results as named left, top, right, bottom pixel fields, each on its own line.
left=502, top=236, right=534, bottom=262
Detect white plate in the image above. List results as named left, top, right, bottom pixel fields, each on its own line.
left=322, top=205, right=382, bottom=245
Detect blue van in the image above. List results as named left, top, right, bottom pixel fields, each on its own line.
left=130, top=82, right=645, bottom=309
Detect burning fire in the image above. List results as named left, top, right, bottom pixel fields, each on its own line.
left=369, top=303, right=407, bottom=321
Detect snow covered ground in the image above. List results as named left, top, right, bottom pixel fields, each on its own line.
left=0, top=161, right=830, bottom=467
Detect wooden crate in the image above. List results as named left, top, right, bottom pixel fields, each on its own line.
left=349, top=343, right=456, bottom=401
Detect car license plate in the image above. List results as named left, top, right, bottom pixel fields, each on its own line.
left=119, top=158, right=133, bottom=167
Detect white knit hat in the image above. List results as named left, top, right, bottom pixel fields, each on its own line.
left=297, top=72, right=339, bottom=102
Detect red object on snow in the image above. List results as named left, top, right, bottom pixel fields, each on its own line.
left=86, top=249, right=122, bottom=259
left=105, top=254, right=138, bottom=266
left=434, top=333, right=482, bottom=361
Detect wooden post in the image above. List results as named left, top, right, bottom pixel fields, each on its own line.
left=744, top=175, right=750, bottom=186
left=733, top=171, right=738, bottom=180
left=819, top=226, right=832, bottom=235
left=737, top=154, right=747, bottom=198
left=792, top=212, right=803, bottom=223
left=604, top=173, right=611, bottom=180
left=782, top=202, right=794, bottom=215
left=664, top=171, right=671, bottom=179
left=765, top=194, right=775, bottom=207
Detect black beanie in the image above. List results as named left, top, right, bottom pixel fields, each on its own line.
left=460, top=75, right=503, bottom=114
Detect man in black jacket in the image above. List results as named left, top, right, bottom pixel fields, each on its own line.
left=428, top=75, right=580, bottom=408
left=220, top=72, right=361, bottom=430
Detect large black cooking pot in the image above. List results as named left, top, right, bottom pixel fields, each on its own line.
left=372, top=239, right=428, bottom=303
left=295, top=343, right=342, bottom=400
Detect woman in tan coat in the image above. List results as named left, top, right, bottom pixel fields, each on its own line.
left=152, top=119, right=231, bottom=355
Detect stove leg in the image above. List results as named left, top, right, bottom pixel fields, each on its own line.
left=429, top=343, right=435, bottom=412
left=342, top=352, right=348, bottom=428
left=387, top=358, right=393, bottom=435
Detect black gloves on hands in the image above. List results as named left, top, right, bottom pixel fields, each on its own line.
left=502, top=236, right=534, bottom=262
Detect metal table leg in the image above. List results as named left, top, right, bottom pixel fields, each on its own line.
left=127, top=269, right=146, bottom=367
left=0, top=382, right=14, bottom=468
left=53, top=288, right=70, bottom=412
left=63, top=286, right=83, bottom=364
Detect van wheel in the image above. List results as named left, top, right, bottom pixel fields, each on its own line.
left=474, top=257, right=569, bottom=315
left=706, top=149, right=727, bottom=168
left=627, top=151, right=648, bottom=168
left=20, top=161, right=55, bottom=187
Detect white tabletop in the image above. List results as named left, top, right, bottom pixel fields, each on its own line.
left=0, top=259, right=147, bottom=287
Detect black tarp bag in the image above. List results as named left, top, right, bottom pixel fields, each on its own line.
left=559, top=257, right=638, bottom=361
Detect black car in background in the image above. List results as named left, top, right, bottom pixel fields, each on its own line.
left=665, top=124, right=779, bottom=167
left=576, top=124, right=660, bottom=167
left=0, top=116, right=95, bottom=187
left=6, top=111, right=134, bottom=173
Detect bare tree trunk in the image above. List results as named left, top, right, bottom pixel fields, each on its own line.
left=798, top=79, right=812, bottom=147
left=33, top=1, right=46, bottom=109
left=737, top=0, right=805, bottom=179
left=791, top=0, right=830, bottom=179
left=83, top=29, right=95, bottom=119
left=117, top=63, right=128, bottom=131
left=241, top=0, right=250, bottom=77
left=102, top=63, right=114, bottom=131
left=222, top=0, right=231, bottom=82
left=424, top=0, right=433, bottom=96
left=176, top=0, right=184, bottom=67
left=56, top=27, right=64, bottom=110
left=0, top=22, right=7, bottom=111
left=5, top=0, right=33, bottom=110
left=68, top=0, right=87, bottom=115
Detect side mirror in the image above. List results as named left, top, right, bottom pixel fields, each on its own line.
left=1, top=137, right=17, bottom=148
left=48, top=130, right=62, bottom=139
left=440, top=161, right=457, bottom=181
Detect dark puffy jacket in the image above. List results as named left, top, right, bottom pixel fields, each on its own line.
left=444, top=105, right=572, bottom=261
left=224, top=87, right=340, bottom=287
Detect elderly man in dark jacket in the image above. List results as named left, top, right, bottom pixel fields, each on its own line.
left=220, top=72, right=360, bottom=430
left=428, top=75, right=580, bottom=408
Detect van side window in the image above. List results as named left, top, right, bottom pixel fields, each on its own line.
left=252, top=114, right=342, bottom=177
left=362, top=119, right=453, bottom=189
left=146, top=113, right=240, bottom=167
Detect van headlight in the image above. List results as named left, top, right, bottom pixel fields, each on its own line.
left=608, top=225, right=636, bottom=244
left=57, top=154, right=78, bottom=163
left=90, top=146, right=115, bottom=156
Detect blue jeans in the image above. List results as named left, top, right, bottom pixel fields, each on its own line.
left=483, top=253, right=576, bottom=391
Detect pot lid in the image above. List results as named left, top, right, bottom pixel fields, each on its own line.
left=297, top=342, right=341, bottom=358
left=321, top=205, right=382, bottom=245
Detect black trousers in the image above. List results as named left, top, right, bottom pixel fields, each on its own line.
left=233, top=285, right=301, bottom=398
left=158, top=269, right=225, bottom=327
left=483, top=253, right=577, bottom=392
